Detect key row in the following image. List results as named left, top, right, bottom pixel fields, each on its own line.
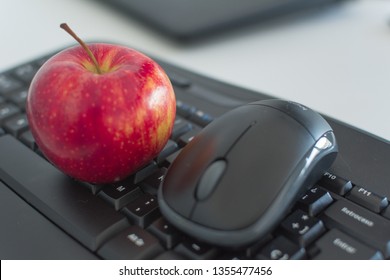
left=318, top=171, right=390, bottom=217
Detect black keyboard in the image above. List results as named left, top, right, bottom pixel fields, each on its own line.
left=0, top=47, right=389, bottom=260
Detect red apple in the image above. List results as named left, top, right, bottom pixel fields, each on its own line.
left=26, top=25, right=176, bottom=184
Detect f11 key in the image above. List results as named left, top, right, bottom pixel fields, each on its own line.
left=346, top=186, right=388, bottom=213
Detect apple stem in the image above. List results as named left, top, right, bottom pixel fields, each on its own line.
left=60, top=23, right=102, bottom=74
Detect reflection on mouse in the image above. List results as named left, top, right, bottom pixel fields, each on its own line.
left=158, top=99, right=338, bottom=247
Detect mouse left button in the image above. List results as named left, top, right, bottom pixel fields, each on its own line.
left=196, top=160, right=227, bottom=201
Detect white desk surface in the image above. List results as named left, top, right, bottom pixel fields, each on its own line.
left=1, top=0, right=389, bottom=140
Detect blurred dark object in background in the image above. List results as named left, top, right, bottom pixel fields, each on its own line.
left=98, top=0, right=348, bottom=41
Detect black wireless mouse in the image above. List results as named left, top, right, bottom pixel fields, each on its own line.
left=158, top=99, right=338, bottom=247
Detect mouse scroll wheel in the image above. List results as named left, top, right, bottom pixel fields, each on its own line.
left=196, top=160, right=227, bottom=201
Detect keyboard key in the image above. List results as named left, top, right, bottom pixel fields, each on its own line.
left=318, top=172, right=353, bottom=195
left=12, top=63, right=38, bottom=83
left=176, top=100, right=196, bottom=118
left=97, top=226, right=164, bottom=259
left=0, top=74, right=23, bottom=95
left=167, top=72, right=191, bottom=88
left=310, top=229, right=383, bottom=260
left=280, top=209, right=325, bottom=247
left=381, top=208, right=390, bottom=223
left=148, top=217, right=181, bottom=249
left=3, top=114, right=29, bottom=137
left=346, top=186, right=388, bottom=213
left=171, top=116, right=193, bottom=140
left=162, top=149, right=182, bottom=167
left=0, top=103, right=20, bottom=124
left=189, top=109, right=214, bottom=127
left=99, top=181, right=142, bottom=210
left=122, top=194, right=160, bottom=228
left=297, top=187, right=333, bottom=216
left=178, top=126, right=201, bottom=146
left=78, top=181, right=104, bottom=195
left=322, top=198, right=390, bottom=257
left=155, top=139, right=178, bottom=164
left=19, top=130, right=36, bottom=150
left=174, top=238, right=218, bottom=260
left=8, top=89, right=28, bottom=109
left=133, top=161, right=158, bottom=184
left=242, top=234, right=273, bottom=259
left=256, top=235, right=306, bottom=260
left=141, top=167, right=167, bottom=195
left=0, top=135, right=130, bottom=251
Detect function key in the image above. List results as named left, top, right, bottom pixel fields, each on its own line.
left=310, top=228, right=383, bottom=260
left=318, top=172, right=353, bottom=196
left=297, top=186, right=333, bottom=216
left=346, top=186, right=388, bottom=213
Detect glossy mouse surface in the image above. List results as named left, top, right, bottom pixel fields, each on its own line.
left=158, top=99, right=338, bottom=247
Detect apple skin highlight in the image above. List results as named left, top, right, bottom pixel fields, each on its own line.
left=27, top=43, right=176, bottom=184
